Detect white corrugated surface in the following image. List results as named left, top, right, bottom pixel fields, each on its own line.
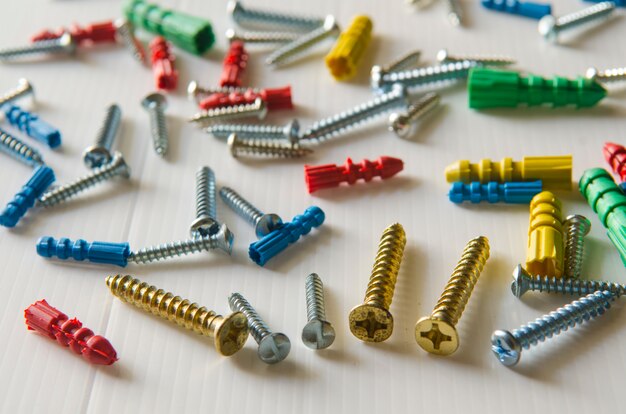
left=0, top=0, right=625, bottom=412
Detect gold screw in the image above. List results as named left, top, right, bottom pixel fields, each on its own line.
left=106, top=275, right=249, bottom=356
left=348, top=223, right=406, bottom=342
left=415, top=236, right=490, bottom=355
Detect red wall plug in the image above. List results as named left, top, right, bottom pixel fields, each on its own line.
left=150, top=36, right=178, bottom=91
left=199, top=86, right=293, bottom=111
left=31, top=21, right=117, bottom=45
left=604, top=142, right=626, bottom=182
left=219, top=41, right=248, bottom=87
left=25, top=299, right=118, bottom=365
left=304, top=156, right=404, bottom=193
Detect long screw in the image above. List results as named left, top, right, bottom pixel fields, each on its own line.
left=141, top=93, right=169, bottom=157
left=436, top=49, right=515, bottom=66
left=446, top=0, right=464, bottom=26
left=0, top=79, right=34, bottom=107
left=228, top=133, right=312, bottom=159
left=38, top=152, right=129, bottom=207
left=372, top=60, right=480, bottom=93
left=206, top=120, right=300, bottom=143
left=0, top=127, right=44, bottom=167
left=225, top=28, right=299, bottom=44
left=106, top=275, right=249, bottom=356
left=83, top=104, right=122, bottom=169
left=0, top=32, right=76, bottom=61
left=219, top=186, right=282, bottom=238
left=189, top=98, right=267, bottom=125
left=114, top=19, right=147, bottom=64
left=538, top=2, right=616, bottom=42
left=563, top=214, right=591, bottom=279
left=369, top=51, right=422, bottom=91
left=492, top=291, right=615, bottom=366
left=228, top=292, right=291, bottom=364
left=190, top=166, right=220, bottom=238
left=302, top=273, right=336, bottom=350
left=586, top=67, right=626, bottom=84
left=227, top=0, right=324, bottom=32
left=388, top=92, right=441, bottom=138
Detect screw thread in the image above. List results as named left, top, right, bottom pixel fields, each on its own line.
left=190, top=99, right=266, bottom=124
left=206, top=124, right=287, bottom=140
left=383, top=50, right=421, bottom=73
left=195, top=166, right=217, bottom=221
left=0, top=81, right=33, bottom=107
left=188, top=82, right=261, bottom=101
left=115, top=19, right=146, bottom=63
left=597, top=67, right=626, bottom=83
left=227, top=29, right=299, bottom=44
left=231, top=2, right=324, bottom=31
left=556, top=2, right=615, bottom=30
left=380, top=60, right=478, bottom=92
left=265, top=20, right=339, bottom=66
left=404, top=92, right=441, bottom=124
left=147, top=107, right=168, bottom=156
left=438, top=49, right=514, bottom=66
left=525, top=274, right=625, bottom=297
left=563, top=215, right=591, bottom=278
left=431, top=236, right=490, bottom=326
left=219, top=186, right=264, bottom=227
left=0, top=128, right=44, bottom=167
left=228, top=293, right=270, bottom=343
left=230, top=135, right=312, bottom=158
left=95, top=104, right=122, bottom=150
left=0, top=34, right=74, bottom=60
left=128, top=234, right=229, bottom=264
left=305, top=273, right=327, bottom=321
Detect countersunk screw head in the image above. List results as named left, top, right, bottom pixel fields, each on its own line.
left=141, top=92, right=168, bottom=110
left=187, top=81, right=199, bottom=100
left=322, top=14, right=339, bottom=32
left=227, top=0, right=244, bottom=16
left=414, top=316, right=459, bottom=355
left=59, top=32, right=78, bottom=54
left=214, top=312, right=250, bottom=356
left=538, top=15, right=558, bottom=40
left=17, top=78, right=34, bottom=97
left=491, top=329, right=522, bottom=366
left=302, top=319, right=335, bottom=350
left=215, top=223, right=235, bottom=254
left=110, top=152, right=131, bottom=179
left=370, top=65, right=383, bottom=90
left=225, top=28, right=237, bottom=42
left=283, top=119, right=301, bottom=143
left=585, top=67, right=599, bottom=81
left=228, top=133, right=241, bottom=157
left=258, top=332, right=291, bottom=364
left=255, top=213, right=283, bottom=238
left=348, top=304, right=394, bottom=342
left=511, top=264, right=532, bottom=298
left=82, top=146, right=112, bottom=169
left=564, top=214, right=591, bottom=236
left=190, top=216, right=220, bottom=238
left=436, top=49, right=450, bottom=63
left=388, top=113, right=413, bottom=138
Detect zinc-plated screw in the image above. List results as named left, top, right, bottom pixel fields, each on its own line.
left=219, top=186, right=283, bottom=238
left=302, top=273, right=336, bottom=350
left=83, top=104, right=122, bottom=169
left=106, top=274, right=249, bottom=356
left=415, top=236, right=490, bottom=355
left=206, top=120, right=300, bottom=143
left=227, top=0, right=325, bottom=32
left=563, top=214, right=591, bottom=279
left=511, top=264, right=626, bottom=298
left=0, top=127, right=44, bottom=167
left=115, top=19, right=147, bottom=64
left=436, top=49, right=515, bottom=66
left=491, top=290, right=615, bottom=366
left=228, top=292, right=291, bottom=364
left=300, top=84, right=410, bottom=143
left=190, top=166, right=220, bottom=238
left=228, top=133, right=312, bottom=159
left=38, top=152, right=130, bottom=207
left=388, top=92, right=441, bottom=138
left=189, top=98, right=267, bottom=125
left=225, top=28, right=300, bottom=44
left=187, top=81, right=260, bottom=102
left=370, top=51, right=422, bottom=94
left=445, top=0, right=464, bottom=26
left=141, top=93, right=169, bottom=157
left=0, top=32, right=76, bottom=61
left=586, top=67, right=626, bottom=84
left=538, top=2, right=616, bottom=42
left=372, top=60, right=480, bottom=93
left=265, top=15, right=340, bottom=67
left=0, top=79, right=34, bottom=107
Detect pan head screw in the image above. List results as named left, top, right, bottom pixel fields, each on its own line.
left=490, top=330, right=522, bottom=366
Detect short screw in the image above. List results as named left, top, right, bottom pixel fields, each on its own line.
left=187, top=80, right=260, bottom=102
left=372, top=60, right=480, bottom=93
left=445, top=0, right=464, bottom=26
left=302, top=273, right=336, bottom=350
left=114, top=19, right=147, bottom=64
left=228, top=133, right=312, bottom=159
left=436, top=49, right=515, bottom=66
left=190, top=166, right=220, bottom=238
left=0, top=32, right=76, bottom=61
left=586, top=67, right=626, bottom=84
left=0, top=127, right=44, bottom=167
left=83, top=104, right=122, bottom=169
left=227, top=0, right=325, bottom=32
left=38, top=152, right=130, bottom=207
left=563, top=214, right=591, bottom=279
left=189, top=98, right=267, bottom=125
left=0, top=79, right=34, bottom=107
left=538, top=2, right=616, bottom=42
left=141, top=93, right=169, bottom=157
left=225, top=28, right=299, bottom=44
left=219, top=186, right=282, bottom=238
left=491, top=290, right=615, bottom=366
left=388, top=92, right=441, bottom=138
left=228, top=292, right=291, bottom=364
left=206, top=119, right=300, bottom=143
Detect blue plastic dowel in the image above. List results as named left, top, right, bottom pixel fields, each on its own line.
left=448, top=180, right=543, bottom=204
left=0, top=165, right=55, bottom=227
left=248, top=206, right=325, bottom=266
left=481, top=0, right=552, bottom=20
left=4, top=105, right=62, bottom=148
left=37, top=236, right=130, bottom=267
left=585, top=0, right=624, bottom=7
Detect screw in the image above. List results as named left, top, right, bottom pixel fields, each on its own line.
left=227, top=0, right=325, bottom=32
left=0, top=127, right=44, bottom=167
left=106, top=275, right=249, bottom=356
left=538, top=2, right=616, bottom=42
left=38, top=152, right=129, bottom=207
left=227, top=133, right=312, bottom=159
left=302, top=273, right=335, bottom=350
left=187, top=81, right=260, bottom=102
left=265, top=16, right=340, bottom=67
left=206, top=120, right=300, bottom=143
left=228, top=292, right=291, bottom=364
left=563, top=214, right=591, bottom=279
left=445, top=0, right=464, bottom=26
left=436, top=49, right=515, bottom=66
left=114, top=18, right=147, bottom=64
left=0, top=79, right=34, bottom=107
left=225, top=28, right=299, bottom=44
left=349, top=223, right=407, bottom=342
left=586, top=67, right=626, bottom=84
left=190, top=166, right=220, bottom=238
left=300, top=84, right=410, bottom=143
left=141, top=93, right=169, bottom=157
left=372, top=60, right=480, bottom=93
left=492, top=290, right=615, bottom=366
left=415, top=236, right=490, bottom=355
left=0, top=32, right=76, bottom=61
left=370, top=51, right=422, bottom=91
left=189, top=98, right=267, bottom=125
left=219, top=186, right=282, bottom=238
left=83, top=104, right=122, bottom=169
left=388, top=92, right=441, bottom=138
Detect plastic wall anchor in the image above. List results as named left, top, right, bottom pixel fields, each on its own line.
left=585, top=0, right=625, bottom=7
left=304, top=156, right=403, bottom=193
left=481, top=0, right=552, bottom=20
left=220, top=41, right=248, bottom=87
left=3, top=105, right=61, bottom=148
left=199, top=86, right=293, bottom=111
left=36, top=236, right=130, bottom=267
left=468, top=68, right=607, bottom=109
left=31, top=21, right=118, bottom=45
left=325, top=15, right=373, bottom=81
left=0, top=165, right=55, bottom=228
left=448, top=180, right=542, bottom=204
left=526, top=191, right=564, bottom=277
left=579, top=168, right=626, bottom=266
left=124, top=0, right=215, bottom=55
left=603, top=142, right=626, bottom=182
left=25, top=299, right=118, bottom=365
left=149, top=36, right=178, bottom=91
left=248, top=206, right=325, bottom=266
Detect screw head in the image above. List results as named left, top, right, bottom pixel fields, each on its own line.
left=511, top=264, right=532, bottom=299
left=109, top=152, right=131, bottom=178
left=370, top=65, right=384, bottom=90
left=323, top=15, right=340, bottom=33
left=190, top=216, right=220, bottom=238
left=59, top=32, right=78, bottom=54
left=225, top=28, right=238, bottom=43
left=348, top=304, right=394, bottom=342
left=141, top=92, right=168, bottom=110
left=564, top=214, right=592, bottom=236
left=17, top=78, right=34, bottom=97
left=436, top=49, right=449, bottom=63
left=258, top=332, right=291, bottom=364
left=302, top=319, right=336, bottom=350
left=255, top=214, right=283, bottom=238
left=227, top=133, right=241, bottom=158
left=83, top=145, right=113, bottom=169
left=187, top=81, right=200, bottom=101
left=491, top=330, right=522, bottom=366
left=214, top=312, right=250, bottom=356
left=538, top=15, right=558, bottom=41
left=214, top=224, right=235, bottom=254
left=227, top=0, right=244, bottom=16
left=283, top=119, right=301, bottom=143
left=254, top=97, right=269, bottom=120
left=414, top=316, right=459, bottom=355
left=585, top=67, right=599, bottom=81
left=388, top=113, right=414, bottom=138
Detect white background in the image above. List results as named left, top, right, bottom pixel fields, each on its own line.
left=1, top=0, right=625, bottom=413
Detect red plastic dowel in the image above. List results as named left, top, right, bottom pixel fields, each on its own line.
left=604, top=142, right=626, bottom=182
left=199, top=86, right=293, bottom=111
left=150, top=36, right=179, bottom=91
left=219, top=41, right=248, bottom=88
left=31, top=21, right=117, bottom=45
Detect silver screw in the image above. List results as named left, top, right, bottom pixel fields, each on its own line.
left=189, top=98, right=267, bottom=125
left=190, top=166, right=220, bottom=238
left=586, top=67, right=626, bottom=84
left=228, top=133, right=313, bottom=159
left=265, top=15, right=340, bottom=67
left=228, top=292, right=291, bottom=364
left=388, top=92, right=441, bottom=139
left=227, top=0, right=324, bottom=32
left=38, top=152, right=130, bottom=207
left=538, top=2, right=616, bottom=42
left=128, top=224, right=233, bottom=263
left=372, top=60, right=480, bottom=93
left=115, top=18, right=147, bottom=64
left=225, top=28, right=299, bottom=44
left=436, top=49, right=515, bottom=66
left=0, top=79, right=34, bottom=107
left=141, top=93, right=169, bottom=157
left=563, top=214, right=591, bottom=279
left=370, top=51, right=422, bottom=94
left=0, top=127, right=44, bottom=167
left=491, top=290, right=615, bottom=366
left=219, top=186, right=283, bottom=238
left=300, top=84, right=409, bottom=143
left=187, top=81, right=260, bottom=103
left=0, top=32, right=76, bottom=61
left=302, top=273, right=336, bottom=350
left=83, top=104, right=122, bottom=169
left=206, top=119, right=300, bottom=143
left=445, top=0, right=464, bottom=26
left=511, top=264, right=625, bottom=298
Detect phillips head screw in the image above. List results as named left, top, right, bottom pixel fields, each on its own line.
left=83, top=104, right=122, bottom=169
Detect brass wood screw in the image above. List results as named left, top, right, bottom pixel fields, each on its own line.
left=348, top=223, right=406, bottom=342
left=106, top=275, right=249, bottom=356
left=415, top=236, right=490, bottom=355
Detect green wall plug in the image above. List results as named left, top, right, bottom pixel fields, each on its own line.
left=468, top=68, right=607, bottom=109
left=125, top=0, right=215, bottom=55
